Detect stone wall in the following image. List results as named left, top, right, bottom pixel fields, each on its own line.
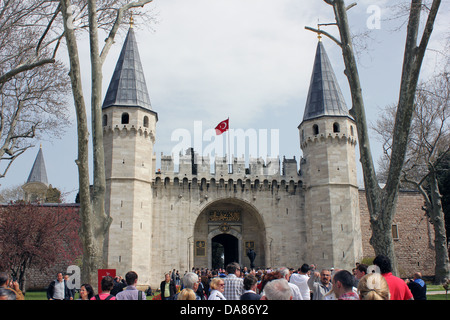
left=359, top=190, right=435, bottom=278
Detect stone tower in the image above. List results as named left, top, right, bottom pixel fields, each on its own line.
left=102, top=25, right=158, bottom=283
left=22, top=145, right=49, bottom=202
left=298, top=40, right=362, bottom=270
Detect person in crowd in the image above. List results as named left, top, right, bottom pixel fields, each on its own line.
left=405, top=272, right=427, bottom=300
left=290, top=264, right=311, bottom=300
left=176, top=272, right=201, bottom=300
left=240, top=274, right=261, bottom=300
left=79, top=283, right=94, bottom=300
left=178, top=288, right=197, bottom=300
left=357, top=273, right=390, bottom=300
left=47, top=272, right=73, bottom=300
left=332, top=270, right=359, bottom=300
left=261, top=279, right=292, bottom=300
left=259, top=270, right=282, bottom=294
left=64, top=274, right=76, bottom=299
left=223, top=262, right=244, bottom=300
left=278, top=267, right=302, bottom=300
left=307, top=269, right=332, bottom=300
left=0, top=287, right=16, bottom=300
left=110, top=276, right=126, bottom=296
left=373, top=255, right=413, bottom=300
left=208, top=277, right=226, bottom=300
left=160, top=273, right=176, bottom=300
left=116, top=271, right=146, bottom=300
left=91, top=276, right=116, bottom=300
left=0, top=272, right=24, bottom=300
left=196, top=274, right=207, bottom=300
left=354, top=264, right=368, bottom=286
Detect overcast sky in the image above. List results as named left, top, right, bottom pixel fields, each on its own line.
left=1, top=0, right=448, bottom=202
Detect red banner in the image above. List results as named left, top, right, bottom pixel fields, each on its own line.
left=97, top=269, right=116, bottom=294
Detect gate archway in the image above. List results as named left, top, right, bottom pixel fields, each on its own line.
left=193, top=198, right=267, bottom=270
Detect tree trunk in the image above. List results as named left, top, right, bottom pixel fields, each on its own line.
left=331, top=0, right=399, bottom=272
left=428, top=168, right=450, bottom=284
left=87, top=0, right=110, bottom=270
left=60, top=0, right=105, bottom=287
left=325, top=0, right=441, bottom=275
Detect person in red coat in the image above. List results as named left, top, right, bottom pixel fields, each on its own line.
left=373, top=255, right=413, bottom=300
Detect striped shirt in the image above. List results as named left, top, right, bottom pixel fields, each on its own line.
left=223, top=274, right=244, bottom=300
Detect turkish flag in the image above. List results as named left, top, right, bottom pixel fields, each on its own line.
left=215, top=118, right=229, bottom=135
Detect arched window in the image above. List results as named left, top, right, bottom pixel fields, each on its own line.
left=102, top=114, right=108, bottom=126
left=350, top=125, right=354, bottom=136
left=143, top=116, right=149, bottom=128
left=333, top=122, right=340, bottom=133
left=313, top=124, right=319, bottom=135
left=121, top=112, right=129, bottom=124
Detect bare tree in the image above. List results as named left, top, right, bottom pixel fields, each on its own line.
left=0, top=61, right=70, bottom=177
left=306, top=0, right=442, bottom=275
left=0, top=0, right=72, bottom=177
left=58, top=0, right=154, bottom=287
left=373, top=72, right=449, bottom=283
left=0, top=0, right=63, bottom=86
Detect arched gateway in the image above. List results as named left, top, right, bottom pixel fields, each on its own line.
left=194, top=198, right=267, bottom=270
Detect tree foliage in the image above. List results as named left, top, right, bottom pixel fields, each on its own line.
left=0, top=203, right=82, bottom=291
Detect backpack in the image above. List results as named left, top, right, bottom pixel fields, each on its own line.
left=94, top=294, right=114, bottom=300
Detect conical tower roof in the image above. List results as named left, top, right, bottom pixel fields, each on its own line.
left=26, top=146, right=48, bottom=186
left=102, top=27, right=152, bottom=110
left=302, top=41, right=350, bottom=122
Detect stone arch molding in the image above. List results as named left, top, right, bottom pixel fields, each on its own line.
left=193, top=196, right=269, bottom=269
left=197, top=196, right=267, bottom=228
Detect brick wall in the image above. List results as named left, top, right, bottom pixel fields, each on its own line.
left=359, top=190, right=435, bottom=278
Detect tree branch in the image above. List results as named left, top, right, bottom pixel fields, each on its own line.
left=304, top=26, right=342, bottom=47
left=99, top=0, right=154, bottom=65
left=0, top=58, right=55, bottom=85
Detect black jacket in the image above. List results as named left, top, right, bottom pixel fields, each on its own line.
left=240, top=292, right=261, bottom=300
left=160, top=280, right=177, bottom=299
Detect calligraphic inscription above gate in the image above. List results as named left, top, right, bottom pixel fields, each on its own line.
left=208, top=211, right=241, bottom=222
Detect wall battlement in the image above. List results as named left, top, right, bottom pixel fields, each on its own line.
left=154, top=150, right=304, bottom=196
left=155, top=149, right=301, bottom=184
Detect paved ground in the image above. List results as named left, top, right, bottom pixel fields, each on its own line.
left=427, top=290, right=447, bottom=295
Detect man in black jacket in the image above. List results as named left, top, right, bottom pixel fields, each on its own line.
left=406, top=272, right=427, bottom=300
left=46, top=273, right=73, bottom=300
left=160, top=273, right=176, bottom=300
left=240, top=274, right=261, bottom=300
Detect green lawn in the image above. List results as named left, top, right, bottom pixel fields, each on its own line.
left=23, top=290, right=448, bottom=300
left=24, top=291, right=155, bottom=300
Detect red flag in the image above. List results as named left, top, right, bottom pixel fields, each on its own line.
left=215, top=118, right=229, bottom=135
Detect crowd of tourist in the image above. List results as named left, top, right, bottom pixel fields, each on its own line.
left=0, top=255, right=427, bottom=301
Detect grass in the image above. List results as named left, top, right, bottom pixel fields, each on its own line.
left=23, top=290, right=448, bottom=300
left=24, top=291, right=156, bottom=300
left=24, top=291, right=48, bottom=300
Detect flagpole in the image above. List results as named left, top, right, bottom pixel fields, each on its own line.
left=227, top=117, right=231, bottom=173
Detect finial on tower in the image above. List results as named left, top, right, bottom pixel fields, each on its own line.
left=130, top=13, right=134, bottom=28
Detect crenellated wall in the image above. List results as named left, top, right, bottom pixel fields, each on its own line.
left=149, top=155, right=307, bottom=286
